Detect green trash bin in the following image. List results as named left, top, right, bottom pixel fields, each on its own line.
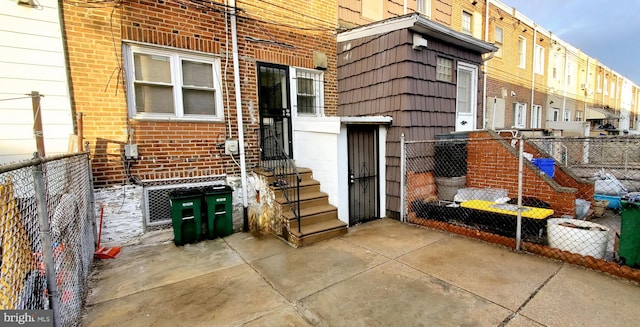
left=203, top=185, right=233, bottom=239
left=619, top=200, right=640, bottom=267
left=169, top=188, right=203, bottom=245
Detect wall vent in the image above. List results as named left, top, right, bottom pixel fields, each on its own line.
left=142, top=175, right=226, bottom=229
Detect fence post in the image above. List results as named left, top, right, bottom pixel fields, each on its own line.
left=86, top=143, right=98, bottom=248
left=32, top=162, right=61, bottom=326
left=400, top=133, right=406, bottom=223
left=31, top=91, right=45, bottom=158
left=516, top=136, right=524, bottom=251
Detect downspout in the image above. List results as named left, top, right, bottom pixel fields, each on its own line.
left=530, top=25, right=537, bottom=127
left=482, top=0, right=490, bottom=129
left=562, top=48, right=567, bottom=121
left=585, top=57, right=590, bottom=120
left=403, top=0, right=407, bottom=14
left=230, top=0, right=249, bottom=231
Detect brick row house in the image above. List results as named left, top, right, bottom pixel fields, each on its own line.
left=51, top=0, right=640, bottom=241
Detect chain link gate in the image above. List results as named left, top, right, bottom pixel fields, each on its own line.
left=0, top=153, right=96, bottom=326
left=401, top=132, right=640, bottom=282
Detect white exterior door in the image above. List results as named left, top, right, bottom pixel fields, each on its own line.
left=456, top=62, right=478, bottom=131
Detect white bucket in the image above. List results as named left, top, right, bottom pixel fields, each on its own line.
left=547, top=218, right=610, bottom=259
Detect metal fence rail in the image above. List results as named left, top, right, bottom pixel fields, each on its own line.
left=0, top=153, right=96, bottom=326
left=402, top=132, right=640, bottom=282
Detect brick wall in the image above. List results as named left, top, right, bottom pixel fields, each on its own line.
left=467, top=131, right=580, bottom=216
left=63, top=1, right=338, bottom=186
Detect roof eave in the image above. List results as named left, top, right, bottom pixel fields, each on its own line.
left=337, top=14, right=497, bottom=54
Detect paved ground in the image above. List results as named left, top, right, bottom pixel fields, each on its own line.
left=82, top=218, right=640, bottom=326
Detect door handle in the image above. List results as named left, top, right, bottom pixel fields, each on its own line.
left=349, top=174, right=355, bottom=184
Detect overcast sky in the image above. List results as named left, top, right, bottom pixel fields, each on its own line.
left=505, top=0, right=640, bottom=85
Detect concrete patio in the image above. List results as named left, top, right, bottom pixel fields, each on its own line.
left=82, top=218, right=640, bottom=326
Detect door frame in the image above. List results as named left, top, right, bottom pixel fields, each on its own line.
left=455, top=62, right=478, bottom=131
left=336, top=117, right=391, bottom=225
left=347, top=124, right=380, bottom=225
left=257, top=62, right=293, bottom=160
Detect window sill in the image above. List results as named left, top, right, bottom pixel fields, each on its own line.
left=131, top=115, right=225, bottom=123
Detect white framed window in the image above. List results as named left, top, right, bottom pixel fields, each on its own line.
left=552, top=53, right=560, bottom=80
left=551, top=109, right=559, bottom=122
left=563, top=109, right=571, bottom=122
left=518, top=36, right=526, bottom=69
left=462, top=11, right=472, bottom=34
left=436, top=57, right=454, bottom=82
left=494, top=26, right=503, bottom=58
left=534, top=45, right=544, bottom=75
left=597, top=75, right=602, bottom=93
left=291, top=68, right=324, bottom=116
left=531, top=105, right=542, bottom=128
left=566, top=62, right=573, bottom=86
left=604, top=77, right=609, bottom=95
left=514, top=102, right=527, bottom=128
left=575, top=110, right=583, bottom=121
left=611, top=81, right=616, bottom=97
left=417, top=0, right=431, bottom=16
left=123, top=44, right=223, bottom=121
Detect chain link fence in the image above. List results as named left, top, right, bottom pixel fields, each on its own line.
left=402, top=132, right=640, bottom=282
left=0, top=153, right=96, bottom=326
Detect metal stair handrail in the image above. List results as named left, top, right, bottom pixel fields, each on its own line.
left=261, top=124, right=302, bottom=233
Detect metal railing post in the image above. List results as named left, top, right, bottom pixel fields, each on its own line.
left=516, top=136, right=524, bottom=251
left=33, top=162, right=62, bottom=327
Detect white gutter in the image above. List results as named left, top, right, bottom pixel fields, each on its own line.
left=230, top=0, right=249, bottom=230
left=562, top=47, right=567, bottom=120
left=531, top=25, right=537, bottom=120
left=585, top=56, right=589, bottom=119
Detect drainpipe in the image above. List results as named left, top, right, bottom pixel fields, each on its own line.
left=585, top=57, right=590, bottom=120
left=562, top=48, right=567, bottom=121
left=530, top=25, right=537, bottom=127
left=403, top=0, right=407, bottom=14
left=482, top=0, right=490, bottom=129
left=230, top=0, right=249, bottom=231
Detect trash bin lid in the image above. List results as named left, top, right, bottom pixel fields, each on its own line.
left=202, top=184, right=233, bottom=194
left=621, top=200, right=640, bottom=208
left=169, top=188, right=202, bottom=199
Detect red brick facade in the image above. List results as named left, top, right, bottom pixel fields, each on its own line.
left=467, top=131, right=594, bottom=216
left=62, top=1, right=338, bottom=185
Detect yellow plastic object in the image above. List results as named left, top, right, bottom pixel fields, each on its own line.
left=0, top=180, right=36, bottom=309
left=460, top=200, right=554, bottom=219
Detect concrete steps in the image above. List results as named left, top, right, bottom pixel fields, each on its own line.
left=255, top=167, right=347, bottom=247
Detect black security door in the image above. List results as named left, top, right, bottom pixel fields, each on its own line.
left=347, top=125, right=379, bottom=225
left=258, top=63, right=292, bottom=160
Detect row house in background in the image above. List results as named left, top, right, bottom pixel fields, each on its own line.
left=339, top=0, right=640, bottom=136
left=483, top=0, right=550, bottom=133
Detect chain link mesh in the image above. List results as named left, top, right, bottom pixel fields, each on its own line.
left=0, top=154, right=95, bottom=326
left=404, top=133, right=640, bottom=281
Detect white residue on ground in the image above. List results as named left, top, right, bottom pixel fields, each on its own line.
left=94, top=185, right=144, bottom=247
